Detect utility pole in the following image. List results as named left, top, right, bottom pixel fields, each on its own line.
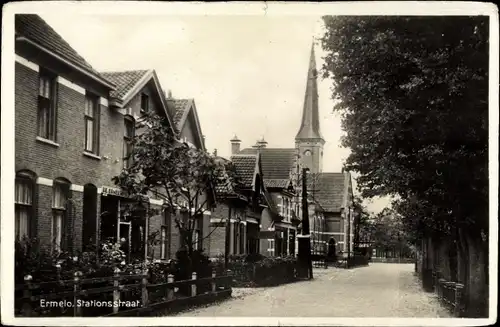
left=347, top=206, right=351, bottom=267
left=297, top=168, right=313, bottom=279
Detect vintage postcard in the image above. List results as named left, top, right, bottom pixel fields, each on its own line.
left=1, top=1, right=498, bottom=326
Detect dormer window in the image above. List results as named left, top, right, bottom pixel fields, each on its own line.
left=140, top=93, right=149, bottom=113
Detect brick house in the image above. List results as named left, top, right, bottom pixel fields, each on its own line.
left=15, top=14, right=118, bottom=253
left=228, top=43, right=355, bottom=258
left=208, top=153, right=282, bottom=258
left=234, top=141, right=301, bottom=257
left=14, top=14, right=217, bottom=262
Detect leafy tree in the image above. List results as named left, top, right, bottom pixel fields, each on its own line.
left=113, top=112, right=239, bottom=264
left=320, top=16, right=489, bottom=317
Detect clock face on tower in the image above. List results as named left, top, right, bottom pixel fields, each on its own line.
left=304, top=150, right=312, bottom=156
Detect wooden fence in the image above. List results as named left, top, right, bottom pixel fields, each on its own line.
left=433, top=273, right=465, bottom=317
left=16, top=268, right=233, bottom=317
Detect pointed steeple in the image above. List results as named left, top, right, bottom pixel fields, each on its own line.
left=295, top=40, right=324, bottom=141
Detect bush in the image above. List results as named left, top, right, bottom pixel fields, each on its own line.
left=210, top=254, right=299, bottom=287
left=253, top=256, right=298, bottom=286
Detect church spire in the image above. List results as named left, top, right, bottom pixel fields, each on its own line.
left=295, top=40, right=324, bottom=141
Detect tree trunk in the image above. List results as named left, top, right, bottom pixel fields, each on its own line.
left=461, top=229, right=488, bottom=317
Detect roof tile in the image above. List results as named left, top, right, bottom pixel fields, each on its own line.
left=239, top=148, right=296, bottom=180
left=16, top=15, right=104, bottom=80
left=311, top=172, right=346, bottom=212
left=230, top=155, right=258, bottom=188
left=264, top=179, right=290, bottom=188
left=100, top=70, right=150, bottom=100
left=166, top=99, right=190, bottom=131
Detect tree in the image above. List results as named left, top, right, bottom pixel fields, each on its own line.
left=112, top=112, right=239, bottom=268
left=320, top=16, right=489, bottom=317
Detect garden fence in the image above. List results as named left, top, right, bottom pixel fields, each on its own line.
left=16, top=268, right=232, bottom=317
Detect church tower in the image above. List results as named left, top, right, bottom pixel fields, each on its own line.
left=295, top=41, right=325, bottom=174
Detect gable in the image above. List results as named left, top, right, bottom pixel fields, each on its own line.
left=314, top=173, right=347, bottom=213
left=179, top=108, right=201, bottom=148
left=125, top=79, right=163, bottom=118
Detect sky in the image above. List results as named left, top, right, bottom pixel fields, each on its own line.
left=40, top=13, right=390, bottom=213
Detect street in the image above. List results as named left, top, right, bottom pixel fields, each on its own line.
left=173, top=263, right=451, bottom=317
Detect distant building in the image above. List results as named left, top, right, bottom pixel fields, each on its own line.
left=233, top=42, right=355, bottom=257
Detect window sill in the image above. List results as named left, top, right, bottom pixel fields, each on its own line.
left=36, top=136, right=60, bottom=148
left=83, top=151, right=101, bottom=160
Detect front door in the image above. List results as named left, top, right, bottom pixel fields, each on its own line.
left=328, top=238, right=337, bottom=259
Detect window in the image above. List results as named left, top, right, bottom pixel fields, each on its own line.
left=194, top=230, right=201, bottom=250
left=140, top=93, right=149, bottom=113
left=84, top=93, right=100, bottom=154
left=233, top=223, right=238, bottom=254
left=52, top=180, right=70, bottom=252
left=160, top=211, right=168, bottom=259
left=239, top=224, right=245, bottom=254
left=15, top=174, right=34, bottom=240
left=267, top=239, right=275, bottom=255
left=38, top=70, right=57, bottom=141
left=123, top=117, right=135, bottom=169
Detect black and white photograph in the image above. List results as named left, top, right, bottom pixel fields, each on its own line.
left=1, top=1, right=498, bottom=326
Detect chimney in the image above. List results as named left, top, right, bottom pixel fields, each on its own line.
left=257, top=136, right=268, bottom=149
left=230, top=134, right=241, bottom=154
left=213, top=148, right=218, bottom=156
left=167, top=89, right=173, bottom=99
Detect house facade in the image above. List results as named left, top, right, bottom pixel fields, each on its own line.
left=14, top=14, right=215, bottom=262
left=208, top=153, right=282, bottom=258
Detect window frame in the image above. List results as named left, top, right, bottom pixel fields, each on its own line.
left=140, top=93, right=149, bottom=113
left=160, top=211, right=169, bottom=259
left=15, top=174, right=35, bottom=240
left=232, top=223, right=238, bottom=254
left=84, top=92, right=100, bottom=154
left=239, top=223, right=245, bottom=255
left=37, top=69, right=58, bottom=141
left=52, top=180, right=70, bottom=252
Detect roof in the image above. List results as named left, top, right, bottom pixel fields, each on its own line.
left=166, top=99, right=190, bottom=130
left=100, top=70, right=150, bottom=100
left=15, top=15, right=112, bottom=87
left=239, top=148, right=297, bottom=180
left=312, top=172, right=347, bottom=212
left=230, top=155, right=259, bottom=189
left=264, top=179, right=291, bottom=189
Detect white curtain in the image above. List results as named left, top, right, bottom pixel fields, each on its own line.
left=161, top=226, right=167, bottom=259
left=16, top=207, right=30, bottom=239
left=15, top=178, right=32, bottom=239
left=52, top=211, right=63, bottom=251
